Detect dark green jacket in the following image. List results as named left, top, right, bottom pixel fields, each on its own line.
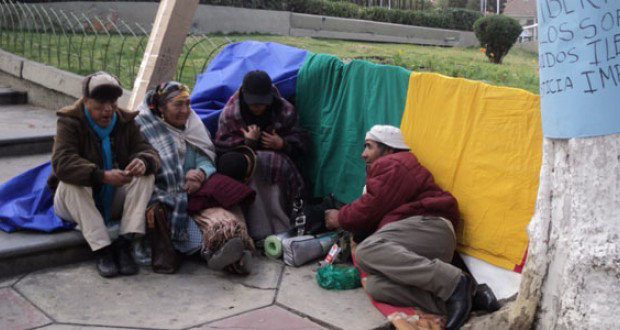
left=47, top=99, right=160, bottom=190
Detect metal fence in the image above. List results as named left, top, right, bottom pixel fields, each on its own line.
left=0, top=0, right=233, bottom=89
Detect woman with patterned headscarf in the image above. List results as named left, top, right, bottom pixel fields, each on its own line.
left=136, top=81, right=255, bottom=275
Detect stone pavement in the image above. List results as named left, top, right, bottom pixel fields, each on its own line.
left=0, top=256, right=388, bottom=330
left=0, top=86, right=387, bottom=330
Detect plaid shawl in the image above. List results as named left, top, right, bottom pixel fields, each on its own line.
left=215, top=88, right=308, bottom=198
left=135, top=101, right=205, bottom=243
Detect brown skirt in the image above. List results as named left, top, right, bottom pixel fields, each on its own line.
left=192, top=206, right=255, bottom=253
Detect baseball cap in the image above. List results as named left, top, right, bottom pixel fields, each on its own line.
left=241, top=70, right=273, bottom=105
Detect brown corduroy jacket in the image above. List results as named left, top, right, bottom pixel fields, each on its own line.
left=47, top=99, right=160, bottom=191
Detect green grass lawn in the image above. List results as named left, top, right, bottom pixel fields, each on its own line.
left=0, top=31, right=539, bottom=94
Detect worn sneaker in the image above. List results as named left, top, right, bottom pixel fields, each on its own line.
left=207, top=237, right=244, bottom=271
left=95, top=246, right=118, bottom=278
left=232, top=250, right=253, bottom=275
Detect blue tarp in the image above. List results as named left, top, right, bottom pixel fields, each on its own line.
left=0, top=162, right=74, bottom=232
left=0, top=41, right=308, bottom=233
left=191, top=41, right=308, bottom=135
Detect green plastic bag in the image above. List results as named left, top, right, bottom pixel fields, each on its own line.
left=316, top=264, right=361, bottom=290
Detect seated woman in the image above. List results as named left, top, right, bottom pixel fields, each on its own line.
left=215, top=70, right=309, bottom=241
left=136, top=81, right=254, bottom=274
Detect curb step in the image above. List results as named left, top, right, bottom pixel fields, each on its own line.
left=0, top=230, right=90, bottom=278
left=0, top=135, right=54, bottom=158
left=0, top=87, right=82, bottom=279
left=0, top=102, right=56, bottom=158
left=0, top=87, right=27, bottom=105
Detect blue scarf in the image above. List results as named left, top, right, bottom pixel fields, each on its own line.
left=84, top=106, right=117, bottom=224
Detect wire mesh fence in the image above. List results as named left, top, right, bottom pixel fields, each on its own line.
left=0, top=0, right=233, bottom=89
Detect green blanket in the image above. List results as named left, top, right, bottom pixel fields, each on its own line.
left=295, top=54, right=411, bottom=203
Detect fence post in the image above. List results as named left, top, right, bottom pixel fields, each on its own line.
left=127, top=0, right=199, bottom=111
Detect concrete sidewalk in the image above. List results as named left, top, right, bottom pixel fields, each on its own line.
left=0, top=256, right=388, bottom=330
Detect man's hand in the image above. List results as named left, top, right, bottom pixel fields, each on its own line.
left=325, top=209, right=341, bottom=230
left=241, top=124, right=261, bottom=141
left=261, top=130, right=284, bottom=150
left=185, top=169, right=205, bottom=183
left=124, top=158, right=146, bottom=177
left=102, top=169, right=132, bottom=187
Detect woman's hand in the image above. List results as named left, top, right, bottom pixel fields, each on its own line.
left=261, top=130, right=284, bottom=150
left=184, top=169, right=205, bottom=195
left=241, top=124, right=261, bottom=141
left=184, top=178, right=201, bottom=195
left=185, top=169, right=205, bottom=183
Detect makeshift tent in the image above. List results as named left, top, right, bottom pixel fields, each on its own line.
left=295, top=53, right=542, bottom=273
left=295, top=52, right=541, bottom=327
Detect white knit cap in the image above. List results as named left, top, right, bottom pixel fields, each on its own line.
left=365, top=125, right=410, bottom=150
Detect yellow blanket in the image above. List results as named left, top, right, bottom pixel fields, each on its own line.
left=401, top=73, right=542, bottom=270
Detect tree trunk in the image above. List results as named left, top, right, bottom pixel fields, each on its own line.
left=510, top=136, right=620, bottom=329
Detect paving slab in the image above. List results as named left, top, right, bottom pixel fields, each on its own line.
left=39, top=325, right=133, bottom=330
left=227, top=257, right=283, bottom=290
left=0, top=274, right=23, bottom=287
left=0, top=287, right=52, bottom=330
left=195, top=305, right=325, bottom=330
left=15, top=259, right=277, bottom=330
left=0, top=153, right=51, bottom=183
left=276, top=265, right=387, bottom=330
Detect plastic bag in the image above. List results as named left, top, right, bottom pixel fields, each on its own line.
left=316, top=264, right=361, bottom=290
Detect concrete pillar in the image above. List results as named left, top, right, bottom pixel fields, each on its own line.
left=508, top=2, right=620, bottom=328
left=127, top=0, right=199, bottom=111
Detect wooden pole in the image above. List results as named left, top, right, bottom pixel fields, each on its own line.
left=127, top=0, right=199, bottom=111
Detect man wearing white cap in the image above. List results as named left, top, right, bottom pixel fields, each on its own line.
left=325, top=125, right=473, bottom=329
left=48, top=72, right=160, bottom=278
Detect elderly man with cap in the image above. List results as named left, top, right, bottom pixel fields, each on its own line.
left=324, top=125, right=474, bottom=329
left=48, top=72, right=160, bottom=278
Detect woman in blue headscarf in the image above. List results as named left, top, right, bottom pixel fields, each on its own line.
left=136, top=81, right=255, bottom=275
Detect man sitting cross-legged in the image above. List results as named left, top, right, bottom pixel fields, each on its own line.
left=325, top=125, right=475, bottom=330
left=48, top=72, right=160, bottom=278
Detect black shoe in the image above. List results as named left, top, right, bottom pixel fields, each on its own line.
left=473, top=283, right=500, bottom=312
left=95, top=246, right=118, bottom=278
left=114, top=237, right=139, bottom=276
left=445, top=273, right=476, bottom=330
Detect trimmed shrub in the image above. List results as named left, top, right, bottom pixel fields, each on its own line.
left=201, top=0, right=482, bottom=31
left=473, top=14, right=522, bottom=64
left=329, top=2, right=360, bottom=19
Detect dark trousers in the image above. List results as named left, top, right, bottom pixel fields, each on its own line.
left=356, top=215, right=462, bottom=315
